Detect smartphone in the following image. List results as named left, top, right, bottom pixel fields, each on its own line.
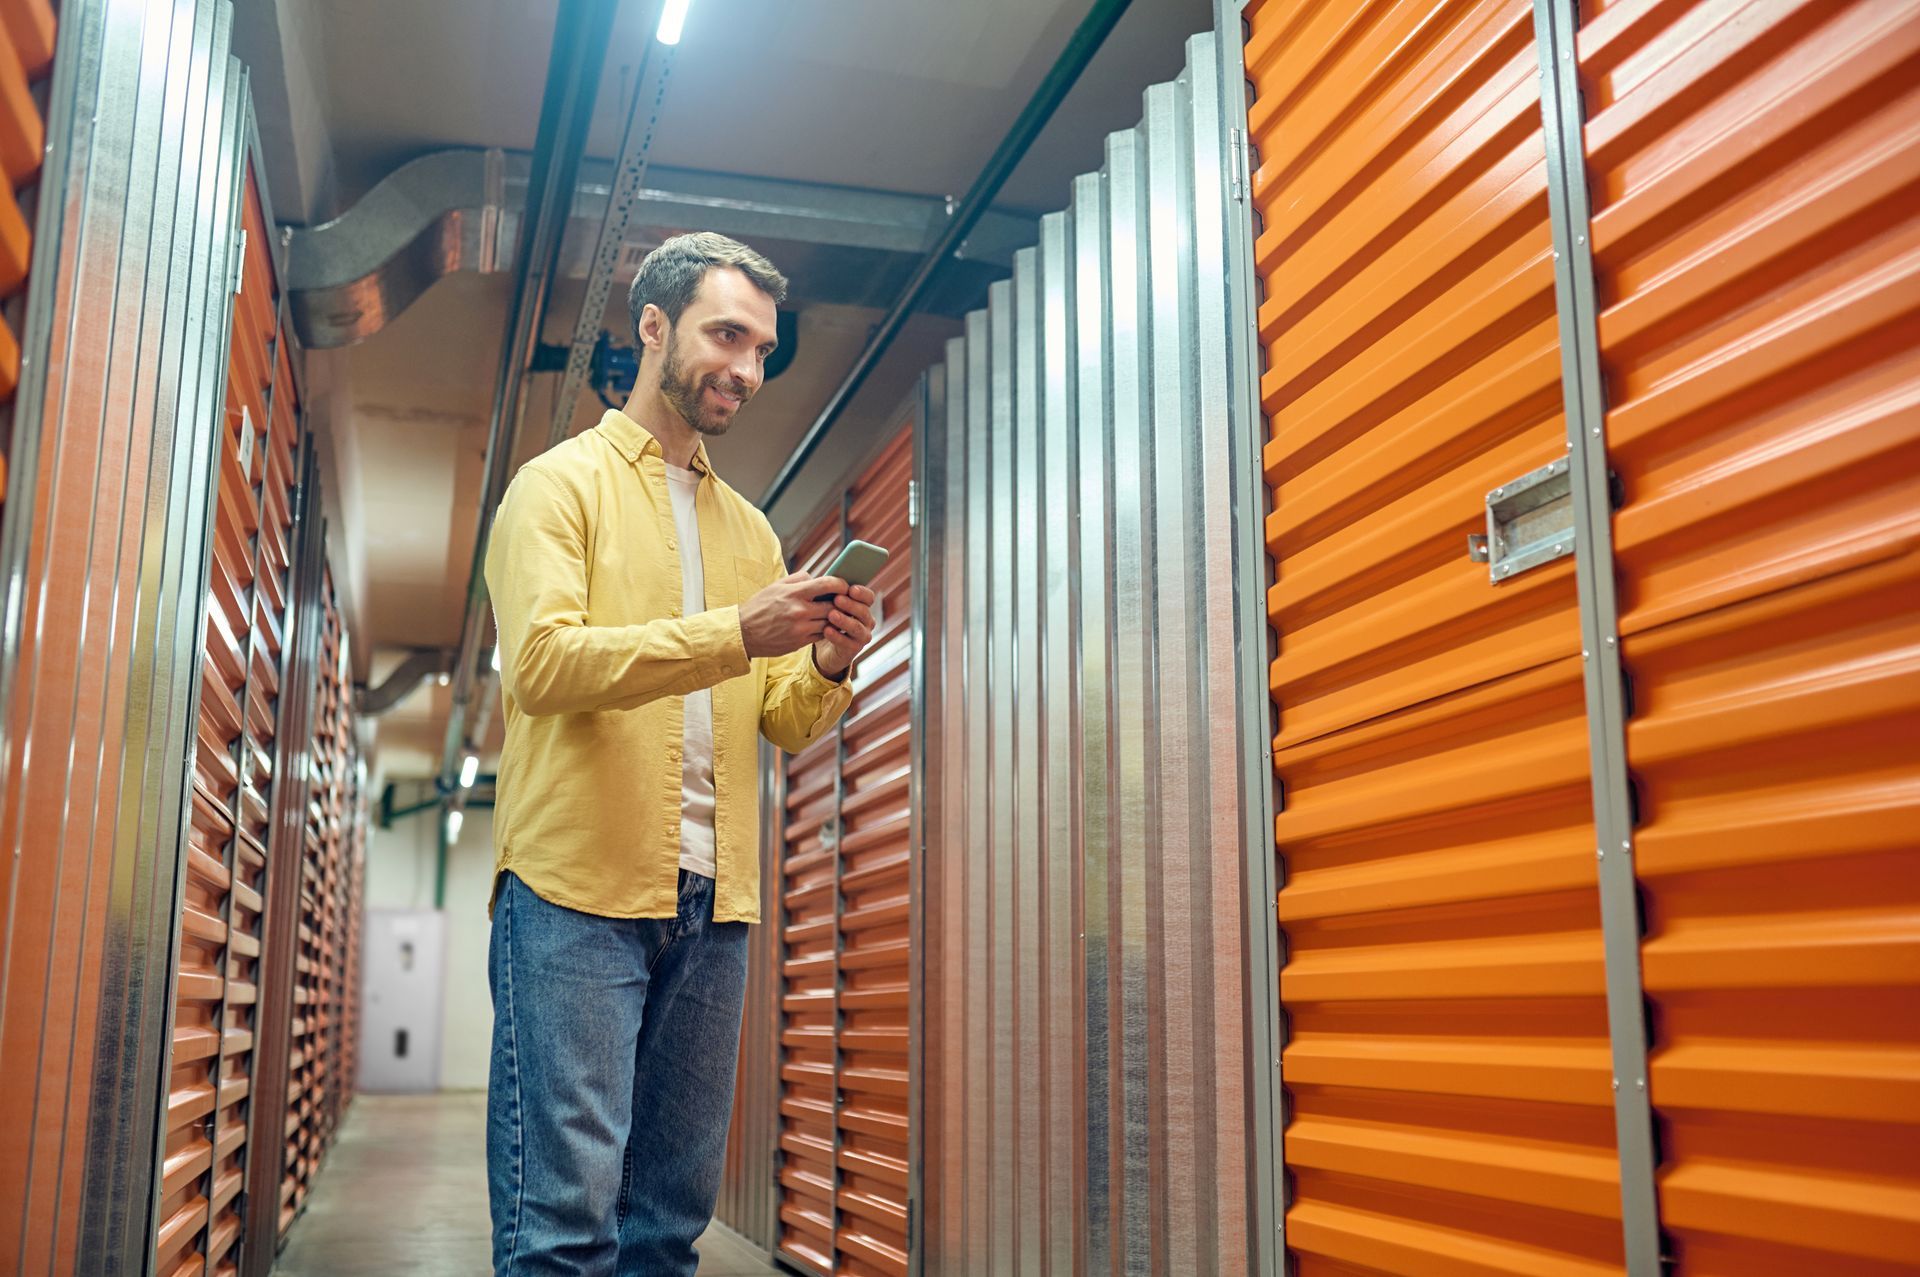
left=815, top=539, right=890, bottom=599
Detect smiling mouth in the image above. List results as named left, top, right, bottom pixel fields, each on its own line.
left=707, top=383, right=746, bottom=409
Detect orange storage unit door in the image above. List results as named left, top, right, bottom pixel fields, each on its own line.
left=1246, top=0, right=1626, bottom=1270
left=280, top=570, right=356, bottom=1235
left=777, top=512, right=847, bottom=1275
left=1577, top=1, right=1920, bottom=1271
left=0, top=0, right=48, bottom=422
left=835, top=426, right=914, bottom=1277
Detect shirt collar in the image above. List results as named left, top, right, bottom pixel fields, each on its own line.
left=593, top=408, right=714, bottom=477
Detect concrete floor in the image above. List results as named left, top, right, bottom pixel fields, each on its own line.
left=275, top=1092, right=781, bottom=1276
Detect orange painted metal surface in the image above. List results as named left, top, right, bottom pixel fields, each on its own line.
left=0, top=17, right=41, bottom=187
left=1581, top=1, right=1920, bottom=1270
left=778, top=512, right=845, bottom=1275
left=280, top=574, right=356, bottom=1236
left=1251, top=0, right=1577, bottom=749
left=1247, top=0, right=1624, bottom=1270
left=835, top=429, right=913, bottom=1277
left=0, top=0, right=45, bottom=411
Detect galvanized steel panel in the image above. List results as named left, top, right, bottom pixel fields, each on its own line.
left=716, top=737, right=785, bottom=1255
left=156, top=21, right=260, bottom=1273
left=917, top=29, right=1279, bottom=1274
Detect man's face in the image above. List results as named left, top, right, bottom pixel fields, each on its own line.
left=649, top=266, right=780, bottom=438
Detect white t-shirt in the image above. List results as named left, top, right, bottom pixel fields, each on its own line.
left=664, top=462, right=717, bottom=879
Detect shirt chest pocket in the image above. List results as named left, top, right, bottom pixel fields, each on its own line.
left=728, top=555, right=781, bottom=610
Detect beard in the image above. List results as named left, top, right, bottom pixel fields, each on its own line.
left=659, top=331, right=750, bottom=437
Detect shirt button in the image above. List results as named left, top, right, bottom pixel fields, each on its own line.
left=670, top=607, right=681, bottom=617
left=666, top=539, right=677, bottom=550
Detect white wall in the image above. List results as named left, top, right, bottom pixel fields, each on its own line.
left=362, top=799, right=497, bottom=1091
left=438, top=809, right=497, bottom=1090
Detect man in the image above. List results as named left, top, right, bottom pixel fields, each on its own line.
left=482, top=232, right=874, bottom=1275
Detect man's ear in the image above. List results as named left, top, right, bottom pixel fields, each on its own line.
left=637, top=303, right=669, bottom=354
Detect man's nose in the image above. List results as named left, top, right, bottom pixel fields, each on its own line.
left=731, top=353, right=762, bottom=393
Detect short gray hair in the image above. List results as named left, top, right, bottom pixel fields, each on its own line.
left=627, top=232, right=788, bottom=344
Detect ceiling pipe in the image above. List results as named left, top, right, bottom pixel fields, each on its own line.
left=758, top=0, right=1135, bottom=513
left=284, top=147, right=1040, bottom=349
left=354, top=647, right=455, bottom=717
left=437, top=0, right=622, bottom=798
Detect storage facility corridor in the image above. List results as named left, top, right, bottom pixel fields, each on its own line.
left=1, top=1, right=1915, bottom=1275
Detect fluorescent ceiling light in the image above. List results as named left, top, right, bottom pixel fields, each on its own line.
left=657, top=0, right=692, bottom=45
left=446, top=809, right=465, bottom=843
left=460, top=755, right=480, bottom=789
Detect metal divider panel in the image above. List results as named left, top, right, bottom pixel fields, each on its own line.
left=1572, top=2, right=1920, bottom=1271
left=204, top=152, right=296, bottom=1274
left=155, top=16, right=251, bottom=1273
left=914, top=34, right=1270, bottom=1266
left=778, top=512, right=843, bottom=1274
left=836, top=426, right=914, bottom=1276
left=1245, top=0, right=1624, bottom=1272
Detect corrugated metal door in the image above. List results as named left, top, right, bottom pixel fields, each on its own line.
left=834, top=427, right=914, bottom=1277
left=281, top=569, right=354, bottom=1234
left=777, top=512, right=845, bottom=1275
left=155, top=149, right=294, bottom=1277
left=1578, top=2, right=1920, bottom=1271
left=242, top=431, right=333, bottom=1277
left=1245, top=0, right=1628, bottom=1271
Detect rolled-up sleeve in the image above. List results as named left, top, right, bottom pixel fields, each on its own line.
left=759, top=645, right=854, bottom=753
left=486, top=465, right=750, bottom=717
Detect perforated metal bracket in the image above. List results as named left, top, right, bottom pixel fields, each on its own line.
left=1476, top=455, right=1575, bottom=582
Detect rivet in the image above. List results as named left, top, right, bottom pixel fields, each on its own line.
left=1636, top=1077, right=1646, bottom=1090
left=1611, top=1077, right=1620, bottom=1090
left=1591, top=426, right=1601, bottom=436
left=1622, top=840, right=1631, bottom=851
left=1576, top=234, right=1586, bottom=246
left=1582, top=649, right=1590, bottom=660
left=1596, top=848, right=1604, bottom=860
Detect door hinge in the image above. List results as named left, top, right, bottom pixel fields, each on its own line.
left=907, top=478, right=919, bottom=529
left=1228, top=127, right=1247, bottom=202
left=233, top=226, right=247, bottom=296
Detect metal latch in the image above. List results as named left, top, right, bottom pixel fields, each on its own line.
left=1469, top=456, right=1575, bottom=582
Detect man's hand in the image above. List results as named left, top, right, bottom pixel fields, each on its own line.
left=740, top=572, right=835, bottom=658
left=813, top=584, right=876, bottom=679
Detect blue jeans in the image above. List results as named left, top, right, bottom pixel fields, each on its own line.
left=487, top=869, right=750, bottom=1276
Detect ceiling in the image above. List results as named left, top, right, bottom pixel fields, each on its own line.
left=239, top=0, right=1215, bottom=775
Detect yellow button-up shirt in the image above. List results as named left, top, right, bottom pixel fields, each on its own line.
left=484, top=409, right=852, bottom=922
